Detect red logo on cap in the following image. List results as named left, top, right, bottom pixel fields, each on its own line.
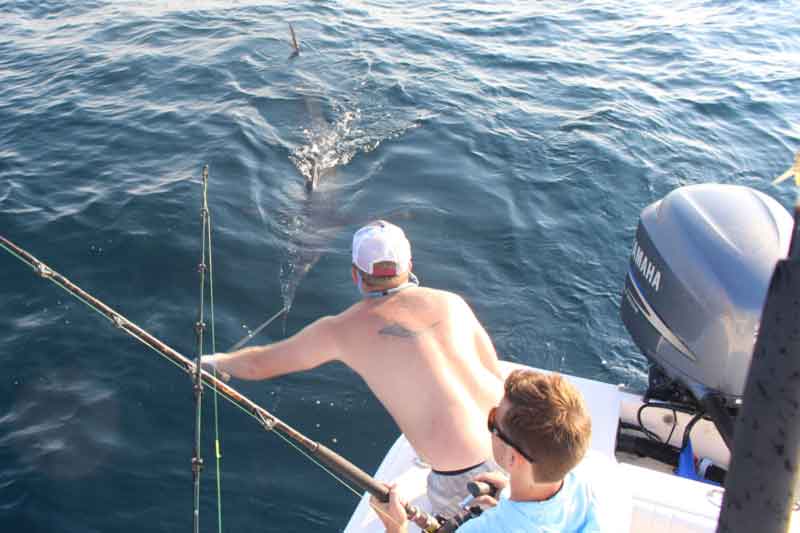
left=372, top=264, right=398, bottom=276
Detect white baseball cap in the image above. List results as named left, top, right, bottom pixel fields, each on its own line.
left=352, top=221, right=411, bottom=276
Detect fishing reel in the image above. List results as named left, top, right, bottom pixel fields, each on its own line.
left=433, top=480, right=499, bottom=532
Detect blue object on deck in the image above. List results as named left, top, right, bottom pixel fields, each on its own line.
left=677, top=437, right=701, bottom=481
left=677, top=437, right=720, bottom=486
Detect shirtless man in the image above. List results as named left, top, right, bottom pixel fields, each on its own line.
left=201, top=220, right=504, bottom=516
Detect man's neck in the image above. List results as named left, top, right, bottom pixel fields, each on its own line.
left=359, top=273, right=417, bottom=298
left=509, top=475, right=564, bottom=503
left=362, top=281, right=404, bottom=293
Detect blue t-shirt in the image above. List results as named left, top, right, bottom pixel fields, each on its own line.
left=456, top=468, right=604, bottom=533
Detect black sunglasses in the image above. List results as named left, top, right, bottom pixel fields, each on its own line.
left=487, top=406, right=535, bottom=463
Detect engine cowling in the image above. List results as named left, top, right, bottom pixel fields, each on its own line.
left=621, top=184, right=792, bottom=401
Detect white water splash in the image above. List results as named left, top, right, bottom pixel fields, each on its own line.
left=289, top=109, right=361, bottom=187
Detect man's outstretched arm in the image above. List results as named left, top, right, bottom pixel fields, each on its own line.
left=202, top=316, right=343, bottom=380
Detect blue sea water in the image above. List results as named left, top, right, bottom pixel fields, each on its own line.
left=0, top=1, right=798, bottom=531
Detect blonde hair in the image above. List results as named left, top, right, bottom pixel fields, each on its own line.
left=503, top=369, right=591, bottom=483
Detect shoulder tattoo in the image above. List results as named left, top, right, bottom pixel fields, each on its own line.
left=379, top=321, right=441, bottom=339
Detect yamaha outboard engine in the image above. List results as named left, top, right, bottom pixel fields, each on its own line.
left=621, top=184, right=793, bottom=450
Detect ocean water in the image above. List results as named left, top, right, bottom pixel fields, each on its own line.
left=1, top=1, right=798, bottom=531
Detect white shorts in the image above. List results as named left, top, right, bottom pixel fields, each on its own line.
left=426, top=460, right=501, bottom=518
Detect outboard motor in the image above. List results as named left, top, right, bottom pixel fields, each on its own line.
left=621, top=184, right=793, bottom=450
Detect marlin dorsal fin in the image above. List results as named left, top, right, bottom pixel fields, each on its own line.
left=288, top=23, right=300, bottom=56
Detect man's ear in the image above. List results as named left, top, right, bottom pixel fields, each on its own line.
left=351, top=265, right=358, bottom=285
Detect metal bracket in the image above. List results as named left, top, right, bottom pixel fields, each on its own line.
left=257, top=412, right=276, bottom=431
left=34, top=263, right=53, bottom=278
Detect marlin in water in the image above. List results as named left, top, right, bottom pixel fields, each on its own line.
left=294, top=100, right=350, bottom=194
left=305, top=160, right=332, bottom=192
left=306, top=163, right=319, bottom=192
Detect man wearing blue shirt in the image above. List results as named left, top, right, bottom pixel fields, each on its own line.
left=374, top=369, right=611, bottom=532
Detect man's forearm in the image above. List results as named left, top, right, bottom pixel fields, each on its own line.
left=207, top=346, right=269, bottom=380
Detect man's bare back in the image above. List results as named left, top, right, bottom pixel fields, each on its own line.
left=333, top=285, right=503, bottom=470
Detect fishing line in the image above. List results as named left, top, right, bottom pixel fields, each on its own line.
left=240, top=404, right=409, bottom=530
left=206, top=205, right=225, bottom=533
left=228, top=306, right=288, bottom=352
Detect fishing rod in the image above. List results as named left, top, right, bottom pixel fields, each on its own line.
left=0, top=235, right=445, bottom=532
left=192, top=164, right=211, bottom=533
